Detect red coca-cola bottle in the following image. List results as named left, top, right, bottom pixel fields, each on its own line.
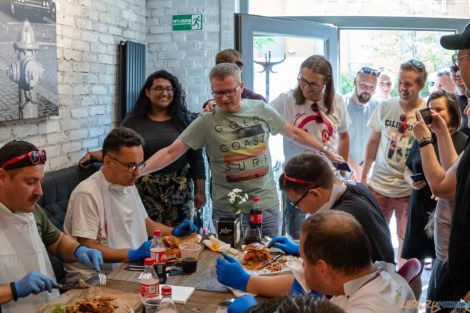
left=244, top=196, right=262, bottom=244
left=150, top=230, right=167, bottom=284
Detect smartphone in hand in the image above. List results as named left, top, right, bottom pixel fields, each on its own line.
left=418, top=108, right=432, bottom=124
left=332, top=162, right=351, bottom=172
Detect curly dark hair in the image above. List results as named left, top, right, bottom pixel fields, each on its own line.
left=129, top=70, right=191, bottom=131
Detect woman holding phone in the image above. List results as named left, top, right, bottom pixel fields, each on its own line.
left=401, top=90, right=467, bottom=299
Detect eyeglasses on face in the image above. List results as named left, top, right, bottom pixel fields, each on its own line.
left=106, top=154, right=146, bottom=172
left=1, top=150, right=47, bottom=169
left=406, top=59, right=425, bottom=71
left=450, top=65, right=459, bottom=73
left=452, top=53, right=470, bottom=68
left=289, top=189, right=310, bottom=209
left=211, top=86, right=240, bottom=98
left=358, top=67, right=379, bottom=77
left=398, top=114, right=407, bottom=134
left=149, top=86, right=175, bottom=93
left=298, top=76, right=323, bottom=89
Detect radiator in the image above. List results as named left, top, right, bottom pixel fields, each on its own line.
left=118, top=40, right=146, bottom=123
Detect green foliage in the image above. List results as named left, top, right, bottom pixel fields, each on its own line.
left=253, top=37, right=275, bottom=51
left=340, top=72, right=355, bottom=95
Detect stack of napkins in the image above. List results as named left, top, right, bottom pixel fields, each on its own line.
left=159, top=285, right=194, bottom=304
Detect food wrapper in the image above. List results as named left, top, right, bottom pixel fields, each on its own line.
left=202, top=235, right=242, bottom=257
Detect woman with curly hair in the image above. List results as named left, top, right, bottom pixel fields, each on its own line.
left=80, top=70, right=205, bottom=226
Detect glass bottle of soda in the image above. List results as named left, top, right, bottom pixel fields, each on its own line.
left=150, top=229, right=167, bottom=284
left=156, top=286, right=178, bottom=313
left=244, top=196, right=262, bottom=244
left=141, top=257, right=159, bottom=298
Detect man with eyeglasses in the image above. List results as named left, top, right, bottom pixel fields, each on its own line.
left=411, top=25, right=470, bottom=309
left=0, top=140, right=103, bottom=312
left=344, top=67, right=379, bottom=180
left=270, top=55, right=350, bottom=240
left=144, top=63, right=344, bottom=238
left=448, top=64, right=470, bottom=136
left=361, top=59, right=427, bottom=266
left=64, top=127, right=197, bottom=282
left=375, top=68, right=396, bottom=101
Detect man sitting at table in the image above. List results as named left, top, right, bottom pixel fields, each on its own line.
left=0, top=140, right=103, bottom=313
left=64, top=127, right=197, bottom=282
left=269, top=153, right=394, bottom=264
left=217, top=211, right=415, bottom=313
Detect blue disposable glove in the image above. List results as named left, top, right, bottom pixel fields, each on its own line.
left=14, top=271, right=57, bottom=298
left=128, top=241, right=151, bottom=262
left=216, top=253, right=251, bottom=291
left=291, top=278, right=323, bottom=298
left=267, top=236, right=299, bottom=255
left=173, top=219, right=198, bottom=237
left=75, top=246, right=103, bottom=271
left=228, top=295, right=258, bottom=313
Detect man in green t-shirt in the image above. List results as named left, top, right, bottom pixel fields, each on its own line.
left=0, top=140, right=103, bottom=313
left=144, top=63, right=344, bottom=237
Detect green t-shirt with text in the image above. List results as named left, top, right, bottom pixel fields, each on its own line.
left=179, top=99, right=286, bottom=213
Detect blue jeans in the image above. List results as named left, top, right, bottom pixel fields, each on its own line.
left=212, top=203, right=281, bottom=238
left=284, top=193, right=307, bottom=240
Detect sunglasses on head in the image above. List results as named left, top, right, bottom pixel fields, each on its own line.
left=406, top=59, right=425, bottom=71
left=358, top=67, right=379, bottom=77
left=1, top=150, right=47, bottom=169
left=398, top=114, right=407, bottom=134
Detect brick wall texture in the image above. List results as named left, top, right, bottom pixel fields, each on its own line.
left=0, top=0, right=235, bottom=171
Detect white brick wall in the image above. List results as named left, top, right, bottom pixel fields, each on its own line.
left=0, top=0, right=236, bottom=172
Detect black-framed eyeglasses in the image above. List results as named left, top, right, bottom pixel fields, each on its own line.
left=405, top=59, right=425, bottom=71
left=211, top=86, right=240, bottom=98
left=149, top=86, right=175, bottom=93
left=452, top=53, right=470, bottom=68
left=358, top=67, right=379, bottom=77
left=1, top=150, right=47, bottom=169
left=298, top=76, right=323, bottom=89
left=289, top=189, right=310, bottom=210
left=398, top=114, right=407, bottom=134
left=106, top=154, right=146, bottom=172
left=450, top=65, right=459, bottom=73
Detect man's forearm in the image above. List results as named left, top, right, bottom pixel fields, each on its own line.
left=0, top=284, right=14, bottom=306
left=54, top=233, right=81, bottom=262
left=78, top=238, right=129, bottom=263
left=337, top=133, right=349, bottom=163
left=360, top=135, right=380, bottom=184
left=246, top=275, right=294, bottom=296
left=289, top=126, right=323, bottom=151
left=194, top=178, right=205, bottom=194
left=146, top=219, right=173, bottom=237
left=143, top=139, right=189, bottom=175
left=436, top=130, right=459, bottom=170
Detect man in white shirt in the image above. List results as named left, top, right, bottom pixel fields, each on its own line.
left=344, top=67, right=379, bottom=180
left=64, top=127, right=197, bottom=281
left=300, top=210, right=415, bottom=313
left=361, top=60, right=427, bottom=266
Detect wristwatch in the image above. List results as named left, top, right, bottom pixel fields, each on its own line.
left=418, top=137, right=432, bottom=148
left=320, top=145, right=329, bottom=156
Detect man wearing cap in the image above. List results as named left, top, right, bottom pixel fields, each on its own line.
left=360, top=59, right=428, bottom=266
left=413, top=25, right=470, bottom=309
left=63, top=127, right=197, bottom=282
left=344, top=67, right=379, bottom=180
left=0, top=140, right=103, bottom=312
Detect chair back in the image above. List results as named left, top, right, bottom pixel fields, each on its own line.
left=397, top=258, right=423, bottom=284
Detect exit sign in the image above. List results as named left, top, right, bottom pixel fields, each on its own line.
left=172, top=14, right=203, bottom=31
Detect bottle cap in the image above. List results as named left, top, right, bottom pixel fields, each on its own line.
left=153, top=230, right=161, bottom=236
left=161, top=285, right=172, bottom=296
left=253, top=196, right=260, bottom=202
left=144, top=258, right=155, bottom=266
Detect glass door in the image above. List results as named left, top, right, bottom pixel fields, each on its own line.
left=235, top=13, right=338, bottom=102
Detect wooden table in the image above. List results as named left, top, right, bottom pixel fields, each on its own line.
left=107, top=249, right=237, bottom=313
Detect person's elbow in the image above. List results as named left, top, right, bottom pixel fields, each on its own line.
left=429, top=185, right=455, bottom=199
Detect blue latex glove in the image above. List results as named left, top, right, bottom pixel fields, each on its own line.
left=128, top=241, right=151, bottom=262
left=267, top=236, right=299, bottom=255
left=228, top=295, right=258, bottom=313
left=14, top=271, right=57, bottom=298
left=216, top=253, right=251, bottom=291
left=173, top=219, right=198, bottom=237
left=75, top=246, right=103, bottom=271
left=291, top=278, right=323, bottom=298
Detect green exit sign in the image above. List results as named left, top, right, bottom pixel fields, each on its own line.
left=172, top=14, right=203, bottom=31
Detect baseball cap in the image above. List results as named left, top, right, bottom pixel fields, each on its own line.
left=440, top=24, right=470, bottom=50
left=0, top=141, right=46, bottom=170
